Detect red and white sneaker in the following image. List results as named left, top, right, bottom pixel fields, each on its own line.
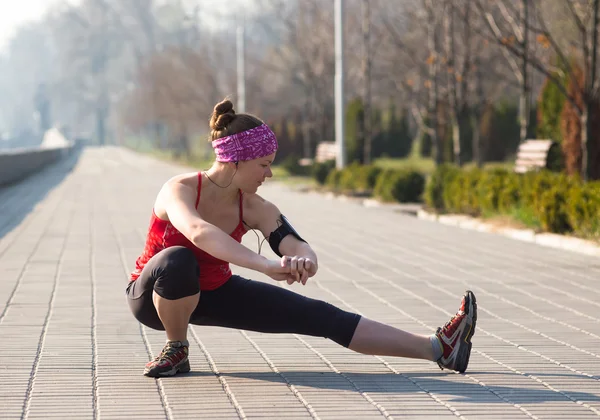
left=144, top=340, right=190, bottom=377
left=435, top=290, right=477, bottom=373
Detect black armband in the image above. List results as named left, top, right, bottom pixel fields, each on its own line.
left=268, top=214, right=307, bottom=257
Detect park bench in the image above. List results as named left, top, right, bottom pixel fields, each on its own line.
left=299, top=141, right=337, bottom=166
left=514, top=139, right=559, bottom=173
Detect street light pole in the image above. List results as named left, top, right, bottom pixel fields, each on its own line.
left=335, top=0, right=346, bottom=169
left=237, top=23, right=246, bottom=113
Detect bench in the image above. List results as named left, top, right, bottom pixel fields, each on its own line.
left=299, top=141, right=337, bottom=166
left=514, top=139, right=558, bottom=173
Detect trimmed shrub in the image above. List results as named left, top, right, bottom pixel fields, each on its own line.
left=497, top=172, right=522, bottom=213
left=312, top=159, right=336, bottom=185
left=374, top=169, right=425, bottom=203
left=534, top=175, right=575, bottom=233
left=424, top=163, right=600, bottom=237
left=325, top=168, right=343, bottom=190
left=424, top=164, right=461, bottom=211
left=565, top=181, right=600, bottom=236
left=281, top=154, right=309, bottom=176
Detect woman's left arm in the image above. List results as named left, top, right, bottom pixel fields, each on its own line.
left=247, top=194, right=318, bottom=284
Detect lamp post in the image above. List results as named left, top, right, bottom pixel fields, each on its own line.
left=335, top=0, right=346, bottom=169
left=237, top=23, right=246, bottom=113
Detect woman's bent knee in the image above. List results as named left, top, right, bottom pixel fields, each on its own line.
left=153, top=246, right=200, bottom=300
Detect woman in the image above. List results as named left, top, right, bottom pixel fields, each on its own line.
left=126, top=99, right=477, bottom=378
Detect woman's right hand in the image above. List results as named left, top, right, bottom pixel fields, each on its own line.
left=261, top=258, right=293, bottom=281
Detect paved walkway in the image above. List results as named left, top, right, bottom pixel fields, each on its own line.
left=1, top=146, right=599, bottom=420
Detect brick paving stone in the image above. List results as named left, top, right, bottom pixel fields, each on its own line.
left=0, top=146, right=598, bottom=419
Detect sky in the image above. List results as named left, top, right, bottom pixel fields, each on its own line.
left=0, top=0, right=67, bottom=52
left=0, top=0, right=249, bottom=53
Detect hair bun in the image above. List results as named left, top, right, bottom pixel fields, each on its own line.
left=210, top=99, right=235, bottom=131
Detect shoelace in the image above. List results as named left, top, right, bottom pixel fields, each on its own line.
left=441, top=310, right=464, bottom=335
left=153, top=345, right=184, bottom=364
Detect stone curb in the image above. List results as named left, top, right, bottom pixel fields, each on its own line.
left=417, top=209, right=600, bottom=258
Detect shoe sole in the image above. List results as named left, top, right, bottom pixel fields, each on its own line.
left=457, top=290, right=477, bottom=373
left=144, top=359, right=191, bottom=378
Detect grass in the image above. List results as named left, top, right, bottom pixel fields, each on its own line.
left=373, top=156, right=514, bottom=175
left=271, top=165, right=318, bottom=188
left=481, top=206, right=543, bottom=232
left=122, top=136, right=214, bottom=170
left=146, top=149, right=213, bottom=170
left=373, top=156, right=436, bottom=174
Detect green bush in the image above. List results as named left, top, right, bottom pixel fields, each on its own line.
left=355, top=165, right=383, bottom=191
left=496, top=172, right=522, bottom=213
left=536, top=66, right=568, bottom=144
left=338, top=164, right=360, bottom=192
left=545, top=142, right=564, bottom=172
left=521, top=170, right=555, bottom=210
left=424, top=164, right=461, bottom=210
left=422, top=162, right=600, bottom=237
left=281, top=154, right=309, bottom=176
left=565, top=181, right=600, bottom=236
left=443, top=169, right=482, bottom=215
left=476, top=168, right=508, bottom=213
left=325, top=168, right=343, bottom=190
left=374, top=169, right=425, bottom=203
left=373, top=170, right=394, bottom=200
left=535, top=180, right=572, bottom=233
left=312, top=160, right=336, bottom=185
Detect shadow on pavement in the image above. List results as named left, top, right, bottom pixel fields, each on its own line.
left=175, top=370, right=600, bottom=404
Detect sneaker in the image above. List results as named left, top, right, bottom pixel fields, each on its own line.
left=144, top=340, right=190, bottom=377
left=435, top=290, right=477, bottom=373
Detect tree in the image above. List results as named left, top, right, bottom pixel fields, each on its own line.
left=475, top=0, right=600, bottom=180
left=120, top=45, right=217, bottom=156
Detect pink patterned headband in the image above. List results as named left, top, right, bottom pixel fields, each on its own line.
left=212, top=124, right=278, bottom=162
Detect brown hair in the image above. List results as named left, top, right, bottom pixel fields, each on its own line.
left=209, top=98, right=264, bottom=141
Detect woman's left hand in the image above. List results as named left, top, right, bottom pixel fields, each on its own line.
left=281, top=255, right=317, bottom=285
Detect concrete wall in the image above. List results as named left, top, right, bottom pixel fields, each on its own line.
left=0, top=144, right=75, bottom=186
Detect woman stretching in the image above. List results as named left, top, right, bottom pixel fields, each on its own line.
left=126, top=99, right=477, bottom=378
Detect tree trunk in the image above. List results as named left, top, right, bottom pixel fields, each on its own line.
left=444, top=2, right=461, bottom=166
left=582, top=106, right=589, bottom=180
left=426, top=0, right=442, bottom=165
left=474, top=56, right=485, bottom=167
left=96, top=108, right=106, bottom=146
left=303, top=94, right=311, bottom=159
left=452, top=115, right=461, bottom=166
left=471, top=111, right=481, bottom=167
left=584, top=0, right=599, bottom=180
left=519, top=0, right=530, bottom=145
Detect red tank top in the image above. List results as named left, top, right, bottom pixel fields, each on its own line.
left=130, top=172, right=247, bottom=290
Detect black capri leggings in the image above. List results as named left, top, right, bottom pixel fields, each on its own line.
left=126, top=246, right=362, bottom=347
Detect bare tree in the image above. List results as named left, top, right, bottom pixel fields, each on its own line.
left=120, top=45, right=217, bottom=156
left=475, top=0, right=600, bottom=180
left=256, top=0, right=335, bottom=158
left=425, top=0, right=443, bottom=164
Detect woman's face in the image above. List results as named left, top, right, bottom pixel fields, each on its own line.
left=237, top=152, right=276, bottom=193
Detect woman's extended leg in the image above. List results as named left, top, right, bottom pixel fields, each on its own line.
left=126, top=246, right=201, bottom=377
left=193, top=276, right=477, bottom=373
left=348, top=318, right=434, bottom=360
left=342, top=290, right=478, bottom=373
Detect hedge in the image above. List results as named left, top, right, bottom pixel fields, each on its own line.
left=424, top=164, right=600, bottom=238
left=315, top=162, right=424, bottom=203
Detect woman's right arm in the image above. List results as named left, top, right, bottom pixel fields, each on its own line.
left=163, top=182, right=288, bottom=278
